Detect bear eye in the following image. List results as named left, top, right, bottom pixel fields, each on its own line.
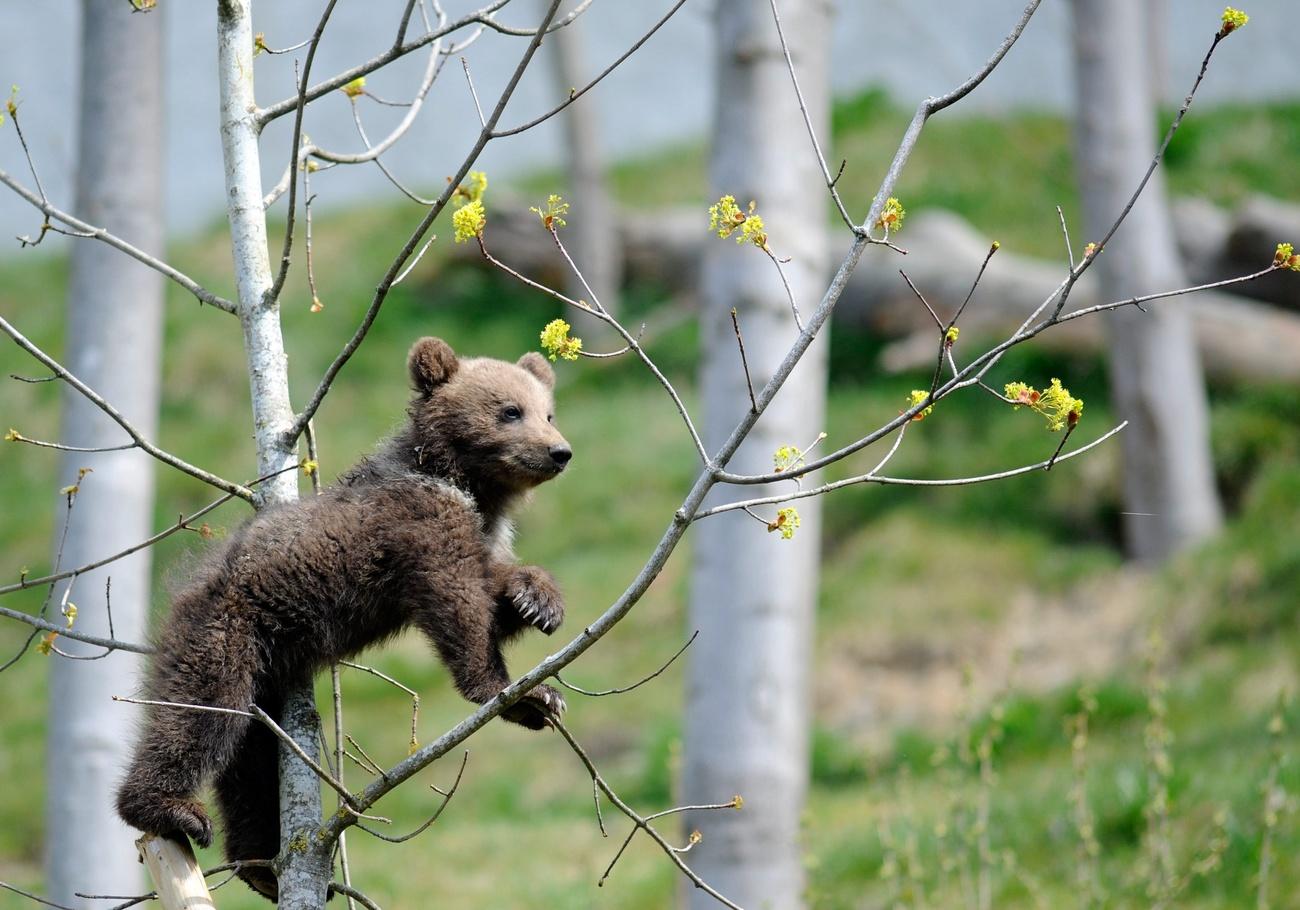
left=547, top=414, right=554, bottom=424
left=501, top=405, right=523, bottom=422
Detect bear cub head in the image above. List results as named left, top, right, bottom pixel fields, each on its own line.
left=405, top=336, right=572, bottom=498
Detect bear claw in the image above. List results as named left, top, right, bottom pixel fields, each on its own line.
left=502, top=683, right=566, bottom=730
left=503, top=567, right=564, bottom=635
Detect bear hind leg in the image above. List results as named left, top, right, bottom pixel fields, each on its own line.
left=116, top=610, right=259, bottom=848
left=215, top=713, right=282, bottom=902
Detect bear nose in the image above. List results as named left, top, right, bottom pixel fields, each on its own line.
left=549, top=445, right=573, bottom=468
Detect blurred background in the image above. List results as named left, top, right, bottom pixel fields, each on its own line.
left=1, top=1, right=1297, bottom=907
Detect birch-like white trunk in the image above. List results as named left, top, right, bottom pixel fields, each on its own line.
left=216, top=2, right=327, bottom=906
left=1071, top=0, right=1222, bottom=562
left=44, top=3, right=164, bottom=904
left=682, top=2, right=830, bottom=907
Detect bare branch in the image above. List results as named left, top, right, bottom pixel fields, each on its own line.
left=697, top=422, right=1128, bottom=519
left=266, top=0, right=340, bottom=306
left=0, top=313, right=251, bottom=499
left=864, top=0, right=1043, bottom=233
left=0, top=169, right=235, bottom=313
left=493, top=0, right=690, bottom=138
left=256, top=0, right=598, bottom=126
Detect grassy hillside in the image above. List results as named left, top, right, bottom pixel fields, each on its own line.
left=1, top=95, right=1298, bottom=908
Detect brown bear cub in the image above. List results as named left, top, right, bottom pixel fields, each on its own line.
left=116, top=337, right=571, bottom=901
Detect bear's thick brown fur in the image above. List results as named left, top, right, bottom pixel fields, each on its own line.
left=115, top=337, right=572, bottom=901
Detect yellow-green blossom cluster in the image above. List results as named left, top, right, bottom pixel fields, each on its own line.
left=877, top=197, right=906, bottom=235
left=709, top=195, right=768, bottom=249
left=1275, top=242, right=1300, bottom=271
left=450, top=171, right=489, bottom=243
left=2, top=85, right=18, bottom=127
left=906, top=389, right=933, bottom=421
left=530, top=194, right=570, bottom=230
left=768, top=507, right=801, bottom=540
left=341, top=76, right=366, bottom=99
left=452, top=200, right=486, bottom=243
left=1220, top=6, right=1249, bottom=33
left=540, top=319, right=582, bottom=361
left=945, top=326, right=960, bottom=345
left=773, top=445, right=802, bottom=473
left=461, top=171, right=488, bottom=204
left=1005, top=378, right=1083, bottom=432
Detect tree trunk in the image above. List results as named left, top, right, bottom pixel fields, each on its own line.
left=544, top=0, right=623, bottom=346
left=44, top=3, right=165, bottom=904
left=681, top=2, right=830, bottom=908
left=1071, top=0, right=1222, bottom=562
left=215, top=3, right=325, bottom=906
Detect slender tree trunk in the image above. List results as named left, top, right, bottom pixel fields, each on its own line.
left=44, top=3, right=164, bottom=904
left=1071, top=0, right=1222, bottom=562
left=681, top=2, right=830, bottom=907
left=215, top=3, right=327, bottom=906
left=544, top=0, right=623, bottom=345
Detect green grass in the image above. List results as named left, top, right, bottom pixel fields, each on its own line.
left=2, top=97, right=1299, bottom=908
left=583, top=90, right=1300, bottom=260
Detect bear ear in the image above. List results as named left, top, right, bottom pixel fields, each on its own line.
left=408, top=337, right=459, bottom=393
left=516, top=351, right=555, bottom=389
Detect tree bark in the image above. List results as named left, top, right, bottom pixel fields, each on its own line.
left=43, top=4, right=164, bottom=904
left=215, top=3, right=324, bottom=906
left=681, top=2, right=830, bottom=907
left=1071, top=0, right=1222, bottom=562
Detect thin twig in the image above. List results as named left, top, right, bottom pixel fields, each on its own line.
left=4, top=430, right=137, bottom=454
left=327, top=882, right=383, bottom=910
left=949, top=241, right=1000, bottom=329
left=355, top=751, right=467, bottom=843
left=730, top=309, right=757, bottom=414
left=461, top=57, right=486, bottom=126
left=764, top=247, right=804, bottom=332
left=766, top=0, right=855, bottom=230
left=339, top=659, right=420, bottom=753
left=899, top=270, right=944, bottom=330
left=1057, top=205, right=1075, bottom=271
left=331, top=664, right=357, bottom=910
left=555, top=631, right=699, bottom=697
left=1050, top=29, right=1228, bottom=320
left=1, top=463, right=295, bottom=598
left=552, top=721, right=742, bottom=908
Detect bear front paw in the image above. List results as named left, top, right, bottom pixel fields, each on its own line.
left=502, top=683, right=567, bottom=730
left=118, top=787, right=215, bottom=849
left=502, top=566, right=565, bottom=634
